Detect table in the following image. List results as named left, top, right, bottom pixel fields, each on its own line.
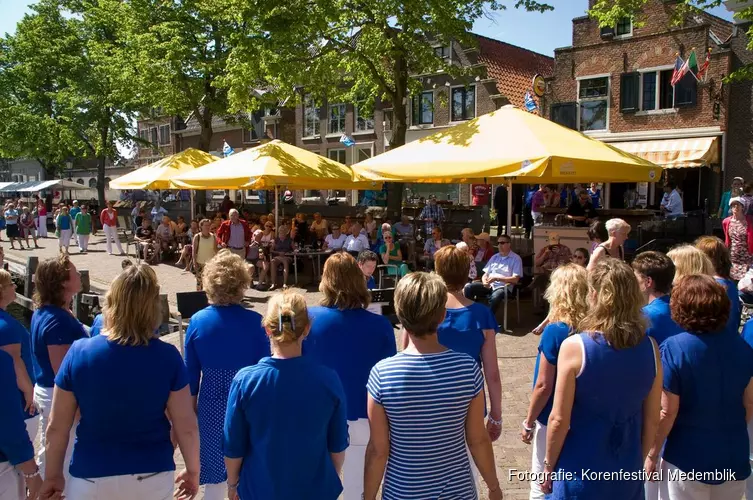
left=273, top=249, right=333, bottom=284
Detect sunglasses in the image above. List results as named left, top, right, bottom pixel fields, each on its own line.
left=497, top=240, right=510, bottom=245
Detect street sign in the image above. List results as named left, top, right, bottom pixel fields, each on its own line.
left=532, top=74, right=546, bottom=97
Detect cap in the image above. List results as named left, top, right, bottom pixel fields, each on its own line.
left=476, top=232, right=490, bottom=241
left=730, top=196, right=745, bottom=207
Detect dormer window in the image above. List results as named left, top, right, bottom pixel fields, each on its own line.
left=615, top=18, right=632, bottom=37
left=433, top=45, right=451, bottom=63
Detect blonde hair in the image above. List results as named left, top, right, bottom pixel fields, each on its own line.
left=103, top=264, right=161, bottom=346
left=203, top=250, right=251, bottom=305
left=544, top=263, right=589, bottom=330
left=0, top=269, right=12, bottom=289
left=667, top=244, right=714, bottom=283
left=319, top=252, right=370, bottom=309
left=579, top=258, right=647, bottom=350
left=263, top=290, right=310, bottom=344
left=394, top=272, right=447, bottom=337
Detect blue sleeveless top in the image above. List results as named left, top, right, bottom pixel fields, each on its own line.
left=553, top=332, right=655, bottom=500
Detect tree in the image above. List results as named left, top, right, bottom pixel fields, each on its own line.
left=589, top=0, right=753, bottom=80
left=220, top=0, right=552, bottom=211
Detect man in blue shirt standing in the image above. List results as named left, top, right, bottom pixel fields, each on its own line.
left=464, top=234, right=522, bottom=324
left=69, top=201, right=81, bottom=246
left=632, top=251, right=682, bottom=346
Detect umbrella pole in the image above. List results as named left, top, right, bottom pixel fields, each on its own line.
left=275, top=186, right=279, bottom=228
left=190, top=190, right=195, bottom=221
left=506, top=179, right=513, bottom=237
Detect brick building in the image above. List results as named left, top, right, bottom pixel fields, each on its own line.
left=295, top=33, right=553, bottom=205
left=543, top=0, right=750, bottom=211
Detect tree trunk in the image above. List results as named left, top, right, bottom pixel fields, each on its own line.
left=194, top=110, right=214, bottom=215
left=97, top=154, right=107, bottom=208
left=386, top=56, right=409, bottom=216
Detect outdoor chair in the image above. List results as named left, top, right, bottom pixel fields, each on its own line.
left=376, top=264, right=401, bottom=289
left=170, top=291, right=209, bottom=355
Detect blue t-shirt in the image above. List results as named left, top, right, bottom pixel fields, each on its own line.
left=304, top=306, right=396, bottom=420
left=0, top=351, right=34, bottom=466
left=661, top=331, right=753, bottom=484
left=89, top=314, right=103, bottom=337
left=437, top=303, right=497, bottom=366
left=56, top=214, right=71, bottom=230
left=716, top=277, right=741, bottom=336
left=184, top=304, right=270, bottom=396
left=31, top=305, right=88, bottom=388
left=55, top=335, right=188, bottom=479
left=224, top=357, right=348, bottom=500
left=69, top=207, right=81, bottom=220
left=3, top=209, right=18, bottom=225
left=643, top=295, right=682, bottom=345
left=366, top=276, right=376, bottom=290
left=742, top=319, right=753, bottom=350
left=532, top=322, right=571, bottom=426
left=0, top=309, right=36, bottom=419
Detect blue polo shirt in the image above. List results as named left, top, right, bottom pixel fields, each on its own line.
left=643, top=295, right=682, bottom=346
left=483, top=251, right=523, bottom=290
left=89, top=314, right=103, bottom=337
left=69, top=207, right=81, bottom=220
left=661, top=331, right=753, bottom=484
left=0, top=309, right=36, bottom=419
left=55, top=335, right=188, bottom=479
left=532, top=322, right=571, bottom=425
left=31, top=305, right=87, bottom=388
left=224, top=357, right=349, bottom=500
left=0, top=351, right=34, bottom=466
left=716, top=277, right=741, bottom=336
left=438, top=303, right=497, bottom=367
left=304, top=306, right=396, bottom=420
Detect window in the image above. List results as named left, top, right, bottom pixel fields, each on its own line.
left=76, top=179, right=84, bottom=185
left=620, top=73, right=640, bottom=113
left=615, top=18, right=632, bottom=36
left=244, top=110, right=264, bottom=142
left=674, top=72, right=697, bottom=107
left=328, top=104, right=346, bottom=134
left=412, top=91, right=434, bottom=125
left=383, top=109, right=393, bottom=131
left=577, top=77, right=609, bottom=132
left=11, top=175, right=17, bottom=182
left=150, top=127, right=158, bottom=145
left=139, top=129, right=148, bottom=141
left=265, top=107, right=278, bottom=116
left=328, top=149, right=347, bottom=164
left=434, top=45, right=451, bottom=63
left=550, top=103, right=577, bottom=130
left=104, top=177, right=111, bottom=189
left=451, top=86, right=476, bottom=121
left=242, top=128, right=256, bottom=143
left=159, top=124, right=170, bottom=145
left=88, top=178, right=97, bottom=188
left=356, top=145, right=372, bottom=163
left=355, top=102, right=375, bottom=132
left=303, top=95, right=320, bottom=137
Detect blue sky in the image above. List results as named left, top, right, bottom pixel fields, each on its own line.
left=0, top=0, right=734, bottom=56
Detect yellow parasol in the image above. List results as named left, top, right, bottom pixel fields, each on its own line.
left=108, top=148, right=219, bottom=190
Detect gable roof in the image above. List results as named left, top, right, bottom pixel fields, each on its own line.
left=474, top=34, right=554, bottom=108
left=692, top=10, right=734, bottom=44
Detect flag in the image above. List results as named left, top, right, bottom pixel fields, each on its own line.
left=697, top=49, right=711, bottom=81
left=222, top=140, right=234, bottom=157
left=686, top=50, right=699, bottom=78
left=339, top=134, right=355, bottom=147
left=524, top=91, right=537, bottom=112
left=670, top=55, right=686, bottom=86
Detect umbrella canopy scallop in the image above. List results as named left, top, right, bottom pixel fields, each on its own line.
left=109, top=148, right=219, bottom=190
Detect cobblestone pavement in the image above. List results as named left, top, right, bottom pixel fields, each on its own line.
left=13, top=234, right=540, bottom=500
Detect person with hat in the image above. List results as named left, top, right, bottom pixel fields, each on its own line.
left=722, top=197, right=753, bottom=280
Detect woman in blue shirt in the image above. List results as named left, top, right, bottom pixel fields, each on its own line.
left=646, top=275, right=753, bottom=499
left=696, top=236, right=742, bottom=336
left=429, top=246, right=502, bottom=441
left=184, top=250, right=270, bottom=500
left=56, top=206, right=73, bottom=253
left=30, top=254, right=85, bottom=478
left=521, top=263, right=588, bottom=500
left=305, top=252, right=396, bottom=500
left=224, top=291, right=349, bottom=500
left=542, top=259, right=662, bottom=499
left=364, top=273, right=501, bottom=500
left=0, top=350, right=41, bottom=500
left=38, top=263, right=200, bottom=500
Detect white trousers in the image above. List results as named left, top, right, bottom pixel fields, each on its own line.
left=67, top=471, right=174, bottom=500
left=78, top=234, right=90, bottom=252
left=659, top=460, right=745, bottom=500
left=35, top=385, right=76, bottom=481
left=203, top=482, right=226, bottom=500
left=59, top=229, right=71, bottom=250
left=103, top=224, right=123, bottom=254
left=530, top=422, right=547, bottom=500
left=341, top=418, right=369, bottom=500
left=36, top=215, right=47, bottom=238
left=25, top=414, right=39, bottom=449
left=0, top=462, right=23, bottom=500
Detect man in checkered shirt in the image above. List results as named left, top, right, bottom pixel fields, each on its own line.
left=418, top=195, right=445, bottom=235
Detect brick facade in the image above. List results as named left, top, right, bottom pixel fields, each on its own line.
left=725, top=22, right=753, bottom=184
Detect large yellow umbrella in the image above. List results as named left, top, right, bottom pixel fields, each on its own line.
left=109, top=148, right=219, bottom=190
left=352, top=105, right=661, bottom=184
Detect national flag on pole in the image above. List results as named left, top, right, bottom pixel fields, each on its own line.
left=672, top=50, right=699, bottom=86
left=670, top=55, right=686, bottom=86
left=524, top=91, right=537, bottom=112
left=697, top=49, right=711, bottom=81
left=339, top=134, right=355, bottom=147
left=222, top=140, right=234, bottom=157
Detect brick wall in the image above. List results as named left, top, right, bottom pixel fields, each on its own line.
left=725, top=24, right=753, bottom=184
left=135, top=116, right=178, bottom=167
left=178, top=128, right=245, bottom=153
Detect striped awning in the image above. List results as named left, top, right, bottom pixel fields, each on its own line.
left=612, top=137, right=719, bottom=169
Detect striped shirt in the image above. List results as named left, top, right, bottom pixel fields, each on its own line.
left=367, top=350, right=483, bottom=500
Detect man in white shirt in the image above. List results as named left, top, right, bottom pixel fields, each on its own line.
left=660, top=182, right=684, bottom=218
left=344, top=223, right=370, bottom=255
left=463, top=234, right=523, bottom=318
left=324, top=225, right=347, bottom=250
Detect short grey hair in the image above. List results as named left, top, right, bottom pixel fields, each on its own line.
left=381, top=223, right=391, bottom=232
left=605, top=218, right=631, bottom=235
left=394, top=272, right=447, bottom=337
left=456, top=241, right=468, bottom=251
left=229, top=208, right=239, bottom=217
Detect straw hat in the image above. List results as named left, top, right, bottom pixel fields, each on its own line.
left=476, top=232, right=490, bottom=242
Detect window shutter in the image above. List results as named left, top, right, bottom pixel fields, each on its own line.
left=675, top=73, right=698, bottom=107
left=600, top=26, right=615, bottom=38
left=620, top=73, right=640, bottom=113
left=550, top=103, right=577, bottom=130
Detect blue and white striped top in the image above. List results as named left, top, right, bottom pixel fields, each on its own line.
left=367, top=349, right=484, bottom=500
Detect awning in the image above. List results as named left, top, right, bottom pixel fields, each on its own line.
left=611, top=137, right=719, bottom=169
left=0, top=180, right=93, bottom=193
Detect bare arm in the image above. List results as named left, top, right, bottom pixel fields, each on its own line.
left=744, top=379, right=753, bottom=422
left=331, top=451, right=345, bottom=475
left=166, top=386, right=200, bottom=476
left=0, top=344, right=34, bottom=410
left=586, top=247, right=605, bottom=272
left=43, top=387, right=78, bottom=482
left=191, top=233, right=199, bottom=265
left=524, top=355, right=556, bottom=430
left=363, top=396, right=390, bottom=500
left=465, top=391, right=501, bottom=495
left=481, top=329, right=502, bottom=423
left=642, top=338, right=663, bottom=460
left=47, top=345, right=71, bottom=376
left=545, top=336, right=582, bottom=471
left=380, top=248, right=390, bottom=265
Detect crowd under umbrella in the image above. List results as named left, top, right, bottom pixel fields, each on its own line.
left=351, top=104, right=663, bottom=234
left=171, top=139, right=381, bottom=227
